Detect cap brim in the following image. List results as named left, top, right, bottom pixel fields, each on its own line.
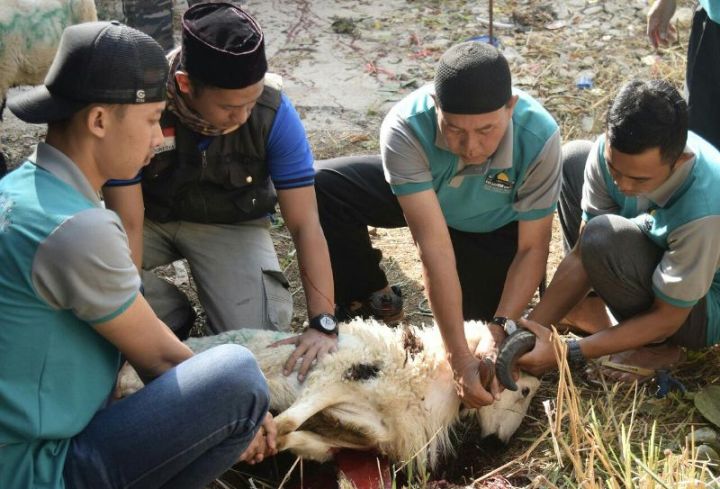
left=7, top=85, right=88, bottom=124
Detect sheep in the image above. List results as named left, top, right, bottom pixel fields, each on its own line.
left=117, top=318, right=540, bottom=469
left=0, top=0, right=98, bottom=170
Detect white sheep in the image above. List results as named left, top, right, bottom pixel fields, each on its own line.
left=117, top=318, right=540, bottom=469
left=0, top=0, right=97, bottom=108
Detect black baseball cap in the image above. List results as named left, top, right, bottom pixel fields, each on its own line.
left=181, top=2, right=267, bottom=89
left=8, top=21, right=169, bottom=124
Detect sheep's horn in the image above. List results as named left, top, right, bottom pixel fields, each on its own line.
left=495, top=329, right=536, bottom=391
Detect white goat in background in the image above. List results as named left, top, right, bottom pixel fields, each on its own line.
left=118, top=318, right=540, bottom=469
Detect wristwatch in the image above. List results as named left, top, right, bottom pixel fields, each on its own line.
left=492, top=316, right=518, bottom=335
left=566, top=339, right=587, bottom=369
left=308, top=313, right=339, bottom=336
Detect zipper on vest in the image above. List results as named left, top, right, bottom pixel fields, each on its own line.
left=201, top=150, right=208, bottom=169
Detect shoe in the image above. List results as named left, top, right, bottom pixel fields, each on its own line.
left=335, top=286, right=404, bottom=325
left=367, top=285, right=404, bottom=324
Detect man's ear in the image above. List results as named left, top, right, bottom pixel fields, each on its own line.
left=86, top=105, right=108, bottom=138
left=176, top=71, right=191, bottom=95
left=506, top=95, right=519, bottom=112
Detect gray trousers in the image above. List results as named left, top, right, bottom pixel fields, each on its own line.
left=142, top=218, right=293, bottom=335
left=559, top=141, right=708, bottom=349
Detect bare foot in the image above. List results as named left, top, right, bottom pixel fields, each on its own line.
left=593, top=344, right=686, bottom=383
left=559, top=295, right=613, bottom=335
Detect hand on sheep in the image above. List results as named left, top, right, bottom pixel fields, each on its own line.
left=515, top=318, right=557, bottom=376
left=269, top=328, right=339, bottom=382
left=452, top=355, right=497, bottom=408
left=238, top=412, right=278, bottom=464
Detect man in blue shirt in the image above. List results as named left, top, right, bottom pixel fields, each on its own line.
left=519, top=80, right=720, bottom=380
left=1, top=21, right=274, bottom=489
left=105, top=3, right=338, bottom=381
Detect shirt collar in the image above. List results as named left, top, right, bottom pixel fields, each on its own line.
left=434, top=118, right=515, bottom=177
left=644, top=148, right=695, bottom=207
left=29, top=142, right=102, bottom=206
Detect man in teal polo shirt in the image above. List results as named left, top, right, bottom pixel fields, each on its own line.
left=315, top=41, right=561, bottom=407
left=0, top=21, right=274, bottom=489
left=519, top=80, right=720, bottom=381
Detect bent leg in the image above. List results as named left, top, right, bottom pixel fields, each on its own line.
left=175, top=219, right=293, bottom=333
left=558, top=140, right=593, bottom=252
left=315, top=155, right=406, bottom=305
left=687, top=7, right=720, bottom=150
left=64, top=345, right=269, bottom=489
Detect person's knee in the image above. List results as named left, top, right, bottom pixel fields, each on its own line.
left=204, top=345, right=270, bottom=418
left=561, top=140, right=593, bottom=181
left=580, top=214, right=651, bottom=263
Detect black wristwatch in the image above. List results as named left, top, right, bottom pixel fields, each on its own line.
left=492, top=316, right=518, bottom=335
left=566, top=339, right=587, bottom=369
left=308, top=313, right=338, bottom=336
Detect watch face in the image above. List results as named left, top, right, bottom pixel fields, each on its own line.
left=319, top=315, right=336, bottom=331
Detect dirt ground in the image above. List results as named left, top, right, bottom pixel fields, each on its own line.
left=0, top=0, right=697, bottom=486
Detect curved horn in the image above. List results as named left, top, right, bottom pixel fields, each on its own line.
left=495, top=329, right=536, bottom=391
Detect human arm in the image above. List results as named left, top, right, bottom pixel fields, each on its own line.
left=103, top=182, right=145, bottom=273
left=273, top=186, right=338, bottom=381
left=398, top=189, right=496, bottom=407
left=647, top=0, right=677, bottom=48
left=518, top=298, right=691, bottom=376
left=94, top=293, right=193, bottom=379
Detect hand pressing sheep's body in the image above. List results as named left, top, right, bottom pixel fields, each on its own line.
left=118, top=319, right=539, bottom=469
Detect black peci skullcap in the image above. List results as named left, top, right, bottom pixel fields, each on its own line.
left=182, top=2, right=267, bottom=89
left=434, top=41, right=512, bottom=114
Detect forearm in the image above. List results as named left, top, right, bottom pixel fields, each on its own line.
left=495, top=245, right=549, bottom=320
left=291, top=222, right=335, bottom=317
left=420, top=248, right=474, bottom=366
left=133, top=322, right=194, bottom=380
left=528, top=247, right=592, bottom=326
left=578, top=304, right=688, bottom=360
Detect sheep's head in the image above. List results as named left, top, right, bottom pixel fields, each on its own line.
left=476, top=374, right=540, bottom=442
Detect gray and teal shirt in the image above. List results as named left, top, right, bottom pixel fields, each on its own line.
left=0, top=144, right=139, bottom=488
left=582, top=132, right=720, bottom=346
left=380, top=84, right=561, bottom=233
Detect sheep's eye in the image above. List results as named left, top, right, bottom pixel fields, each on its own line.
left=521, top=387, right=530, bottom=397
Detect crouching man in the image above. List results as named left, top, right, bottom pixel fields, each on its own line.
left=0, top=22, right=274, bottom=489
left=519, top=80, right=720, bottom=381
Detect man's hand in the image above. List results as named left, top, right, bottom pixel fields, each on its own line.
left=238, top=412, right=278, bottom=464
left=515, top=318, right=557, bottom=376
left=472, top=321, right=506, bottom=397
left=647, top=0, right=677, bottom=48
left=270, top=328, right=338, bottom=382
left=451, top=354, right=496, bottom=408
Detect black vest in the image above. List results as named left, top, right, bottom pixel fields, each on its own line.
left=142, top=79, right=282, bottom=223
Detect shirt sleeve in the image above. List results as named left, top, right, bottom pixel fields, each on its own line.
left=649, top=216, right=720, bottom=307
left=513, top=128, right=562, bottom=218
left=581, top=138, right=620, bottom=220
left=267, top=94, right=316, bottom=190
left=380, top=109, right=434, bottom=196
left=31, top=208, right=141, bottom=324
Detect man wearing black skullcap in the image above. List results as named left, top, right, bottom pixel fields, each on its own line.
left=105, top=2, right=338, bottom=381
left=315, top=41, right=561, bottom=407
left=1, top=21, right=274, bottom=489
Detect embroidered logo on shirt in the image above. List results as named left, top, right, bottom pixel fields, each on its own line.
left=155, top=127, right=176, bottom=154
left=484, top=171, right=514, bottom=192
left=0, top=193, right=14, bottom=232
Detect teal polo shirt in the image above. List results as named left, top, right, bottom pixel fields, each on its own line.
left=380, top=84, right=561, bottom=233
left=0, top=144, right=140, bottom=488
left=582, top=133, right=720, bottom=346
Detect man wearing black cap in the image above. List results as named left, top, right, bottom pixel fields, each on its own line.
left=104, top=2, right=338, bottom=381
left=315, top=41, right=562, bottom=407
left=1, top=21, right=274, bottom=489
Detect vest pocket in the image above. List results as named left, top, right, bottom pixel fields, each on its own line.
left=261, top=269, right=293, bottom=332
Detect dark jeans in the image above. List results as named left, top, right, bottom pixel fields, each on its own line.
left=559, top=141, right=708, bottom=349
left=687, top=7, right=720, bottom=150
left=315, top=155, right=520, bottom=322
